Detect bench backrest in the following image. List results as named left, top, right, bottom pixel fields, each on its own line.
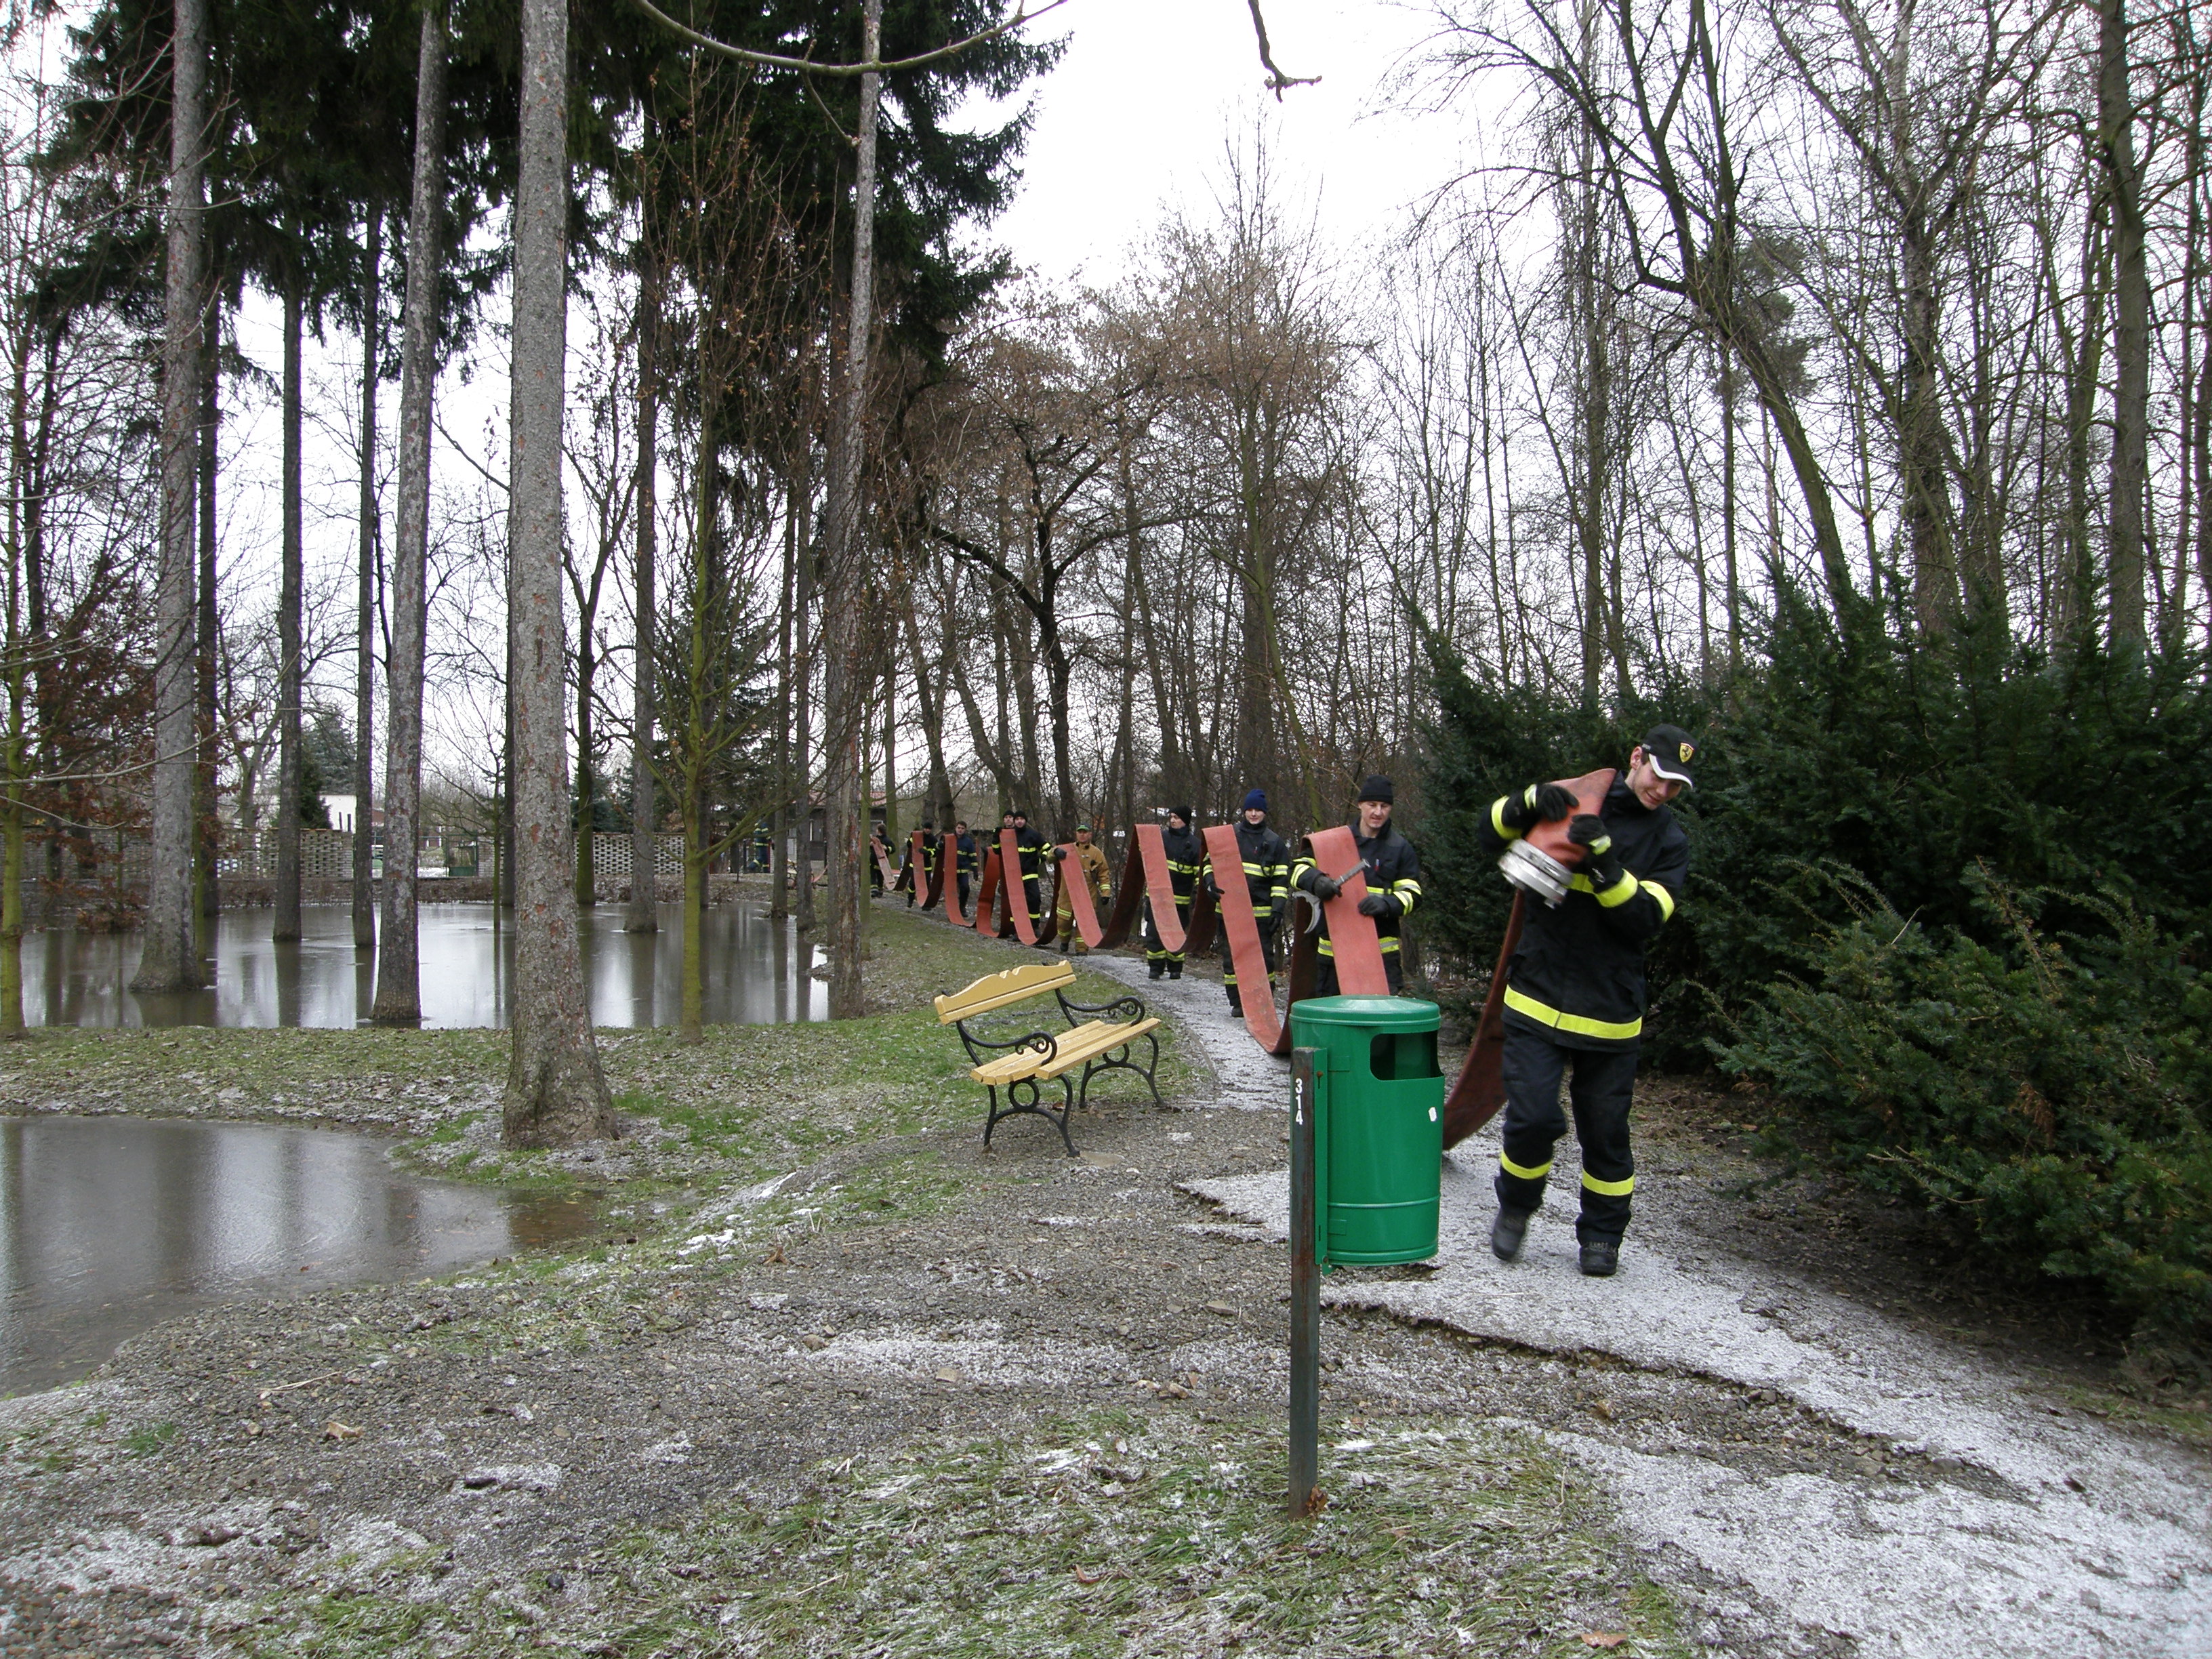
left=934, top=960, right=1076, bottom=1023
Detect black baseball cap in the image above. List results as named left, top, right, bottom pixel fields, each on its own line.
left=1641, top=725, right=1699, bottom=789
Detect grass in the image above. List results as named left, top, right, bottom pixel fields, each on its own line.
left=0, top=905, right=1197, bottom=1222
left=247, top=1412, right=1693, bottom=1659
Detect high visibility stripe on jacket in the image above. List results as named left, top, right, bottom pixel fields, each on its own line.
left=1216, top=819, right=1290, bottom=908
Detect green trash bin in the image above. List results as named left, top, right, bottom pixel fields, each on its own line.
left=1290, top=995, right=1444, bottom=1265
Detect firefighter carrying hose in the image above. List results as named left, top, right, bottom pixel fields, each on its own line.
left=1010, top=808, right=1048, bottom=935
left=1054, top=824, right=1111, bottom=955
left=1210, top=789, right=1290, bottom=1018
left=1293, top=775, right=1422, bottom=996
left=1477, top=726, right=1694, bottom=1279
left=952, top=820, right=977, bottom=909
left=1145, top=806, right=1203, bottom=980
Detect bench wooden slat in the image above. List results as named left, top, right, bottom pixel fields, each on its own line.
left=1034, top=1018, right=1159, bottom=1080
left=934, top=961, right=1077, bottom=1024
left=968, top=1018, right=1161, bottom=1086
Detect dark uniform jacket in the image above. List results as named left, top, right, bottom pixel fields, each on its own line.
left=1294, top=822, right=1422, bottom=958
left=954, top=834, right=978, bottom=878
left=1160, top=823, right=1204, bottom=904
left=1218, top=819, right=1290, bottom=912
left=1479, top=775, right=1687, bottom=1049
left=1012, top=825, right=1048, bottom=882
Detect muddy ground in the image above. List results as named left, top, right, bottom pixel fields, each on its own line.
left=0, top=903, right=2202, bottom=1657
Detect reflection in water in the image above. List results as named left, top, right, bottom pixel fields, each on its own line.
left=0, top=1115, right=596, bottom=1395
left=20, top=901, right=827, bottom=1029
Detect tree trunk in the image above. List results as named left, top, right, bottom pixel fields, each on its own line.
left=819, top=0, right=881, bottom=1022
left=790, top=467, right=815, bottom=929
left=134, top=0, right=207, bottom=995
left=503, top=0, right=613, bottom=1145
left=574, top=628, right=594, bottom=905
left=354, top=209, right=380, bottom=947
left=624, top=251, right=659, bottom=931
left=195, top=321, right=218, bottom=943
left=2100, top=0, right=2149, bottom=646
left=274, top=275, right=304, bottom=941
left=372, top=1, right=447, bottom=1025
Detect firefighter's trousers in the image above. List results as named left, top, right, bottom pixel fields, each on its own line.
left=1492, top=1022, right=1638, bottom=1244
left=1141, top=897, right=1188, bottom=968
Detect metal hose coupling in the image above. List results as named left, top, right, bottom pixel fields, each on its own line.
left=1498, top=838, right=1573, bottom=907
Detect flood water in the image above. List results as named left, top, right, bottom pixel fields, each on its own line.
left=19, top=901, right=827, bottom=1029
left=0, top=1114, right=597, bottom=1396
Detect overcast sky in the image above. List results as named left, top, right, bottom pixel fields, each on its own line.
left=960, top=0, right=1466, bottom=287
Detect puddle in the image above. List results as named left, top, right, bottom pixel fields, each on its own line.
left=18, top=900, right=828, bottom=1029
left=0, top=1115, right=598, bottom=1395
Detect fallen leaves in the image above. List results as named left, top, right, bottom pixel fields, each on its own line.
left=1580, top=1635, right=1629, bottom=1650
left=323, top=1420, right=363, bottom=1440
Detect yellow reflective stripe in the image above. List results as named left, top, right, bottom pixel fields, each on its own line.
left=1316, top=939, right=1334, bottom=956
left=1491, top=795, right=1522, bottom=840
left=1581, top=1170, right=1635, bottom=1197
left=1499, top=1151, right=1553, bottom=1181
left=1642, top=880, right=1675, bottom=922
left=1596, top=870, right=1639, bottom=908
left=1378, top=936, right=1399, bottom=951
left=1502, top=984, right=1642, bottom=1042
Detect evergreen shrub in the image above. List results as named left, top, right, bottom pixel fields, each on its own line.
left=1418, top=594, right=2212, bottom=1339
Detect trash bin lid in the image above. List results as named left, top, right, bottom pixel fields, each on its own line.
left=1290, top=994, right=1440, bottom=1033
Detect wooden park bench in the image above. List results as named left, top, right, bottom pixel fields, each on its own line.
left=933, top=961, right=1163, bottom=1156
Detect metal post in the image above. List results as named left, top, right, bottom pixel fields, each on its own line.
left=1289, top=1045, right=1320, bottom=1518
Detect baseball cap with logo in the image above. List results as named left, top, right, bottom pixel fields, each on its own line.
left=1641, top=724, right=1699, bottom=790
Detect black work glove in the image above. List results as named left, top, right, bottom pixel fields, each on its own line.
left=1500, top=781, right=1580, bottom=832
left=1269, top=895, right=1289, bottom=927
left=1306, top=872, right=1343, bottom=902
left=1357, top=892, right=1399, bottom=920
left=1570, top=815, right=1624, bottom=887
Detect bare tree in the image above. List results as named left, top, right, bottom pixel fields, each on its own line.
left=133, top=0, right=207, bottom=994
left=503, top=0, right=613, bottom=1145
left=373, top=0, right=447, bottom=1024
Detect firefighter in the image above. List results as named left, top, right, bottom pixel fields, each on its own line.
left=1145, top=806, right=1204, bottom=979
left=952, top=820, right=977, bottom=909
left=1293, top=775, right=1422, bottom=997
left=867, top=823, right=887, bottom=895
left=1210, top=789, right=1290, bottom=1018
left=1054, top=824, right=1111, bottom=954
left=1477, top=726, right=1694, bottom=1279
left=1010, top=808, right=1048, bottom=936
left=913, top=821, right=937, bottom=907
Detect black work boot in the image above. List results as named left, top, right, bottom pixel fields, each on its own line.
left=1148, top=960, right=1164, bottom=980
left=1579, top=1239, right=1620, bottom=1277
left=1166, top=964, right=1182, bottom=980
left=1226, top=989, right=1242, bottom=1017
left=1490, top=1208, right=1533, bottom=1262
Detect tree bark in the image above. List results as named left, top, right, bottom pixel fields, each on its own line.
left=274, top=275, right=304, bottom=941
left=134, top=0, right=207, bottom=994
left=2100, top=0, right=2149, bottom=646
left=624, top=249, right=659, bottom=931
left=354, top=210, right=380, bottom=948
left=195, top=322, right=218, bottom=942
left=373, top=0, right=447, bottom=1024
left=504, top=0, right=613, bottom=1145
left=819, top=0, right=882, bottom=1021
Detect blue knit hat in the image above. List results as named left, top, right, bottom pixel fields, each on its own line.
left=1242, top=789, right=1267, bottom=813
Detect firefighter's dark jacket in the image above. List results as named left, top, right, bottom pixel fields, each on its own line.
left=1293, top=821, right=1423, bottom=956
left=1216, top=819, right=1290, bottom=909
left=1160, top=823, right=1204, bottom=903
left=1012, top=826, right=1047, bottom=880
left=1479, top=775, right=1687, bottom=1048
left=954, top=834, right=978, bottom=876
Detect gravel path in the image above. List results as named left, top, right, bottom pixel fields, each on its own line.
left=1151, top=958, right=2212, bottom=1658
